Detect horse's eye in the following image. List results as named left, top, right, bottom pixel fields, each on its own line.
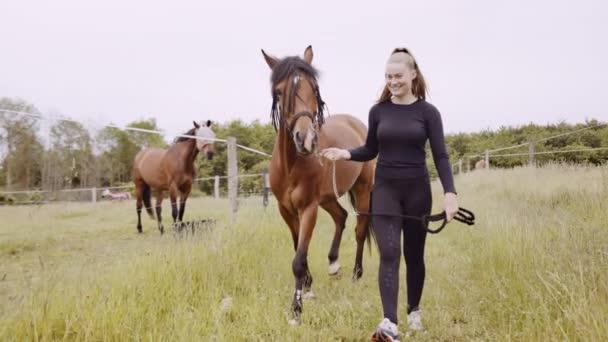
left=275, top=89, right=282, bottom=97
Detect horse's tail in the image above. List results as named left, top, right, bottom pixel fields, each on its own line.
left=348, top=190, right=376, bottom=254
left=142, top=183, right=154, bottom=219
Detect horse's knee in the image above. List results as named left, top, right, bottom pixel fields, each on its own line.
left=292, top=254, right=308, bottom=279
left=338, top=208, right=348, bottom=229
left=355, top=223, right=368, bottom=242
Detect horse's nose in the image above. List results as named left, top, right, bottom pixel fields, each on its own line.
left=206, top=151, right=214, bottom=160
left=294, top=131, right=302, bottom=143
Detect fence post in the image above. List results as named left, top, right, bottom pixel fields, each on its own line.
left=91, top=188, right=97, bottom=203
left=528, top=142, right=535, bottom=167
left=214, top=175, right=220, bottom=199
left=485, top=150, right=490, bottom=170
left=227, top=137, right=238, bottom=220
left=458, top=159, right=462, bottom=175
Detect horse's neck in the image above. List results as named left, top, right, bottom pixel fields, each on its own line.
left=172, top=139, right=199, bottom=172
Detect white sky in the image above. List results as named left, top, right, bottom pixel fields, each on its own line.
left=1, top=0, right=606, bottom=140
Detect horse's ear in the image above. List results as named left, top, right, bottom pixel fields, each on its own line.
left=193, top=121, right=200, bottom=129
left=303, top=45, right=313, bottom=64
left=262, top=49, right=278, bottom=69
left=206, top=120, right=212, bottom=127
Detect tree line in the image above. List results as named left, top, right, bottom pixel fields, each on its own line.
left=1, top=97, right=606, bottom=198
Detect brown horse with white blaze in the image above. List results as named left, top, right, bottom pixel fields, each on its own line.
left=262, top=46, right=375, bottom=323
left=132, top=120, right=215, bottom=234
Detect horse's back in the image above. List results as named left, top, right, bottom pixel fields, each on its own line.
left=320, top=114, right=367, bottom=149
left=133, top=148, right=167, bottom=187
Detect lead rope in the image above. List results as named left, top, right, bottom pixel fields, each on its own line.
left=327, top=159, right=475, bottom=234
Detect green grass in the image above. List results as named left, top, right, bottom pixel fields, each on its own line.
left=0, top=164, right=607, bottom=341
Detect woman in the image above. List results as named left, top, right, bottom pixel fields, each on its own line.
left=321, top=47, right=458, bottom=340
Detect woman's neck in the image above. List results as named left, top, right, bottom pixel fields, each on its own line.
left=391, top=92, right=418, bottom=105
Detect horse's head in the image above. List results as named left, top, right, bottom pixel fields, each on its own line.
left=193, top=120, right=216, bottom=160
left=262, top=45, right=326, bottom=156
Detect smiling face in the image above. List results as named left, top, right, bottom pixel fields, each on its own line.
left=385, top=52, right=418, bottom=99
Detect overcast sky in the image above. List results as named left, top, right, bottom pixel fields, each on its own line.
left=1, top=0, right=606, bottom=141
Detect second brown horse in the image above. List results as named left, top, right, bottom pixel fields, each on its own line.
left=132, top=121, right=216, bottom=234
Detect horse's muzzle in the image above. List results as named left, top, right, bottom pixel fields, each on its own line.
left=206, top=151, right=214, bottom=160
left=294, top=130, right=319, bottom=155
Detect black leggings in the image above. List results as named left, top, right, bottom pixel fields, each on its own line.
left=371, top=176, right=432, bottom=324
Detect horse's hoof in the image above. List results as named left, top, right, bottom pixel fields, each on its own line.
left=303, top=290, right=315, bottom=300
left=328, top=262, right=341, bottom=275
left=288, top=318, right=300, bottom=326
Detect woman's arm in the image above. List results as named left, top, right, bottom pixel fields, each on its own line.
left=426, top=106, right=456, bottom=194
left=348, top=107, right=379, bottom=162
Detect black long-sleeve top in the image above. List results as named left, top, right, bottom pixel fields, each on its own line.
left=348, top=99, right=456, bottom=194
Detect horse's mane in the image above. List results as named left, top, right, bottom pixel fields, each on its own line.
left=270, top=56, right=326, bottom=131
left=174, top=127, right=196, bottom=143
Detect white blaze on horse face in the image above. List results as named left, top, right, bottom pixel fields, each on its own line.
left=303, top=126, right=315, bottom=152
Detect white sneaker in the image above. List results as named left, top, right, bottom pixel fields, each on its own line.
left=407, top=310, right=425, bottom=333
left=371, top=318, right=400, bottom=341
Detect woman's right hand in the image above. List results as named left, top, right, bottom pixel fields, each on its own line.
left=320, top=148, right=351, bottom=161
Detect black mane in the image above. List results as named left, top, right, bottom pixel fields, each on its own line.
left=174, top=127, right=196, bottom=143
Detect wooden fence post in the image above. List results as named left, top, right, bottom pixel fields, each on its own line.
left=227, top=137, right=238, bottom=220
left=485, top=150, right=490, bottom=170
left=529, top=142, right=535, bottom=167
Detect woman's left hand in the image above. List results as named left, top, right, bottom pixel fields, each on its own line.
left=444, top=192, right=459, bottom=221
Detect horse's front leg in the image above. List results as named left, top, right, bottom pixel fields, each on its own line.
left=169, top=184, right=179, bottom=224
left=134, top=183, right=144, bottom=233
left=289, top=203, right=318, bottom=325
left=178, top=184, right=191, bottom=222
left=155, top=191, right=164, bottom=235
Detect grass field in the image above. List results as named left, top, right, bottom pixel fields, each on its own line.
left=1, top=164, right=607, bottom=341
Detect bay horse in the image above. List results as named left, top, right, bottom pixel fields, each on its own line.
left=262, top=46, right=375, bottom=323
left=132, top=120, right=215, bottom=234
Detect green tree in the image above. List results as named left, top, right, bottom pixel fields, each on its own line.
left=0, top=98, right=44, bottom=190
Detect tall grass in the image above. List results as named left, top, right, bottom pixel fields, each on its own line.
left=1, top=164, right=606, bottom=341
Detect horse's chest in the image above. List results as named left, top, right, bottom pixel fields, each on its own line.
left=271, top=178, right=316, bottom=210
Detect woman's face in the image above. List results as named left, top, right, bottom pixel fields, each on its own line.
left=385, top=53, right=417, bottom=98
